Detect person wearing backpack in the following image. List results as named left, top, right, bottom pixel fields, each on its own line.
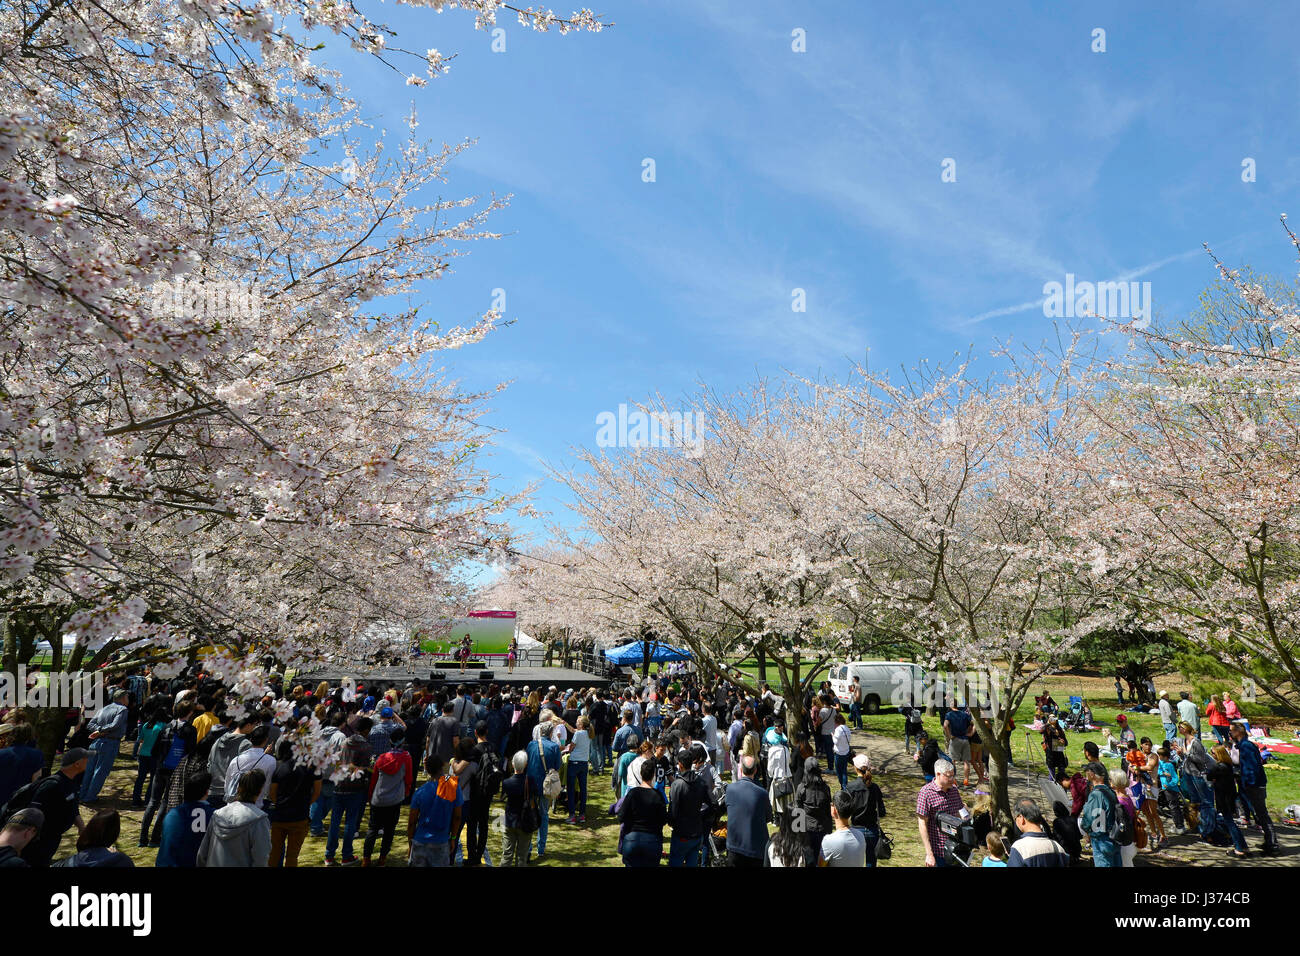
left=1109, top=768, right=1140, bottom=866
left=140, top=702, right=198, bottom=847
left=466, top=721, right=502, bottom=866
left=326, top=730, right=372, bottom=866
left=206, top=713, right=256, bottom=809
left=1078, top=761, right=1122, bottom=867
left=365, top=727, right=412, bottom=866
left=5, top=748, right=88, bottom=867
left=526, top=719, right=562, bottom=860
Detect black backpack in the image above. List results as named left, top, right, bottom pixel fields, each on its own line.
left=474, top=748, right=505, bottom=800
left=0, top=775, right=53, bottom=828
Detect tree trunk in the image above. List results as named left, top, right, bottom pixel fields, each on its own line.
left=985, top=732, right=1014, bottom=832
left=756, top=645, right=767, bottom=684
left=642, top=636, right=651, bottom=678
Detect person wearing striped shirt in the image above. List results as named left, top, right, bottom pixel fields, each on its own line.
left=1007, top=798, right=1071, bottom=867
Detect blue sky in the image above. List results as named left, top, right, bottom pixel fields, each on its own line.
left=333, top=0, right=1300, bottom=565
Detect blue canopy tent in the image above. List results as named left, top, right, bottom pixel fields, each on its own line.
left=603, top=641, right=693, bottom=666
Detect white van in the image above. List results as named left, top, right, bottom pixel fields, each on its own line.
left=828, top=661, right=945, bottom=713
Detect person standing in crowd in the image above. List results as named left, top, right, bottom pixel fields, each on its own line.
left=0, top=808, right=43, bottom=867
left=500, top=751, right=534, bottom=866
left=830, top=711, right=852, bottom=789
left=1041, top=713, right=1069, bottom=784
left=267, top=739, right=321, bottom=867
left=207, top=713, right=256, bottom=809
left=526, top=720, right=562, bottom=859
left=365, top=727, right=412, bottom=866
left=197, top=769, right=271, bottom=867
left=667, top=748, right=708, bottom=866
left=223, top=724, right=276, bottom=808
left=846, top=755, right=885, bottom=867
left=156, top=772, right=214, bottom=867
left=1206, top=695, right=1231, bottom=745
left=0, top=723, right=44, bottom=809
left=325, top=730, right=372, bottom=865
left=1079, top=761, right=1121, bottom=867
left=1006, top=798, right=1070, bottom=867
left=131, top=708, right=168, bottom=808
left=725, top=753, right=770, bottom=867
left=1206, top=745, right=1249, bottom=858
left=1110, top=769, right=1139, bottom=867
left=79, top=689, right=130, bottom=803
left=1157, top=690, right=1177, bottom=741
left=407, top=754, right=463, bottom=867
left=916, top=758, right=964, bottom=867
left=819, top=789, right=866, bottom=867
left=1178, top=721, right=1218, bottom=840
left=140, top=702, right=198, bottom=847
left=1229, top=721, right=1277, bottom=856
left=1176, top=691, right=1200, bottom=734
left=617, top=758, right=666, bottom=866
left=795, top=756, right=832, bottom=860
left=19, top=748, right=88, bottom=866
left=849, top=677, right=863, bottom=730
left=565, top=715, right=590, bottom=824
left=465, top=721, right=499, bottom=866
left=943, top=703, right=975, bottom=786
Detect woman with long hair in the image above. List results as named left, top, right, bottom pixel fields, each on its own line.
left=767, top=800, right=814, bottom=867
left=1206, top=745, right=1249, bottom=857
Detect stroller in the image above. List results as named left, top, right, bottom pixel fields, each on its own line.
left=1060, top=696, right=1090, bottom=732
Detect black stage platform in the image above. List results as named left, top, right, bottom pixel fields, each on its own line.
left=294, top=664, right=613, bottom=693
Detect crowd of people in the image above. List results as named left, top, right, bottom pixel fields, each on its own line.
left=0, top=664, right=1284, bottom=869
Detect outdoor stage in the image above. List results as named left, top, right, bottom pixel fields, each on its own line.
left=295, top=663, right=614, bottom=693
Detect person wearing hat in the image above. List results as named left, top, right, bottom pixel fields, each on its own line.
left=845, top=753, right=886, bottom=866
left=1157, top=690, right=1176, bottom=741
left=794, top=755, right=833, bottom=860
left=0, top=807, right=44, bottom=867
left=1116, top=713, right=1136, bottom=749
left=1078, top=760, right=1121, bottom=867
left=19, top=748, right=89, bottom=866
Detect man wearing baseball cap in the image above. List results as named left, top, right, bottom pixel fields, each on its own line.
left=20, top=749, right=89, bottom=866
left=0, top=807, right=44, bottom=867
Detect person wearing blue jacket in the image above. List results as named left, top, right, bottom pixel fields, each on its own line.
left=1230, top=723, right=1277, bottom=855
left=1078, top=762, right=1121, bottom=867
left=156, top=772, right=214, bottom=867
left=526, top=722, right=562, bottom=859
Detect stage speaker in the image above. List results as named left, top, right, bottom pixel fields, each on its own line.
left=479, top=670, right=494, bottom=681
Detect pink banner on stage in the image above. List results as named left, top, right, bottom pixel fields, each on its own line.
left=469, top=610, right=516, bottom=619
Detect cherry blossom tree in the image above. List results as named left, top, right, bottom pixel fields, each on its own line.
left=0, top=0, right=604, bottom=742
left=1079, top=228, right=1300, bottom=717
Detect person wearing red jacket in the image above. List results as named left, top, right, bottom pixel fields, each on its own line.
left=365, top=728, right=413, bottom=866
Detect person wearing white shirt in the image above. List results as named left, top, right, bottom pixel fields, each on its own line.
left=831, top=712, right=852, bottom=789
left=223, top=726, right=276, bottom=808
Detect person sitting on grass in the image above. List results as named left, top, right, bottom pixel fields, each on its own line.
left=53, top=809, right=133, bottom=868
